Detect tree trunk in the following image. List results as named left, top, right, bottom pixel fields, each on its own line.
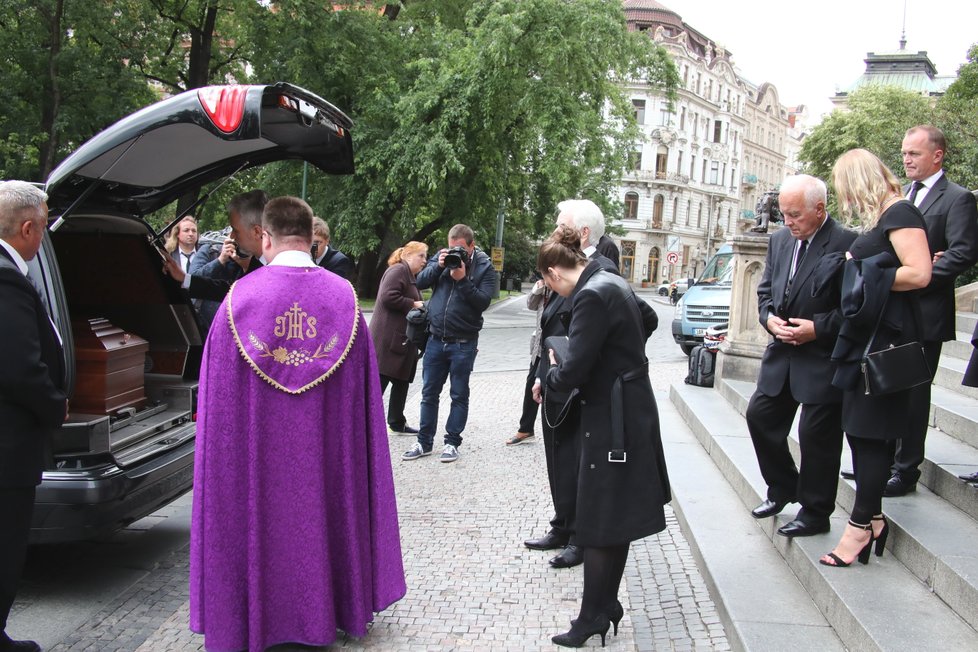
left=38, top=0, right=64, bottom=179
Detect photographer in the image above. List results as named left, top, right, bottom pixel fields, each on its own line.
left=402, top=224, right=497, bottom=464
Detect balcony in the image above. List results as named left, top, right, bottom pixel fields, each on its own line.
left=623, top=169, right=690, bottom=187
left=741, top=173, right=758, bottom=188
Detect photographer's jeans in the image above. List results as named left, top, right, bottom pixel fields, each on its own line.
left=418, top=336, right=478, bottom=449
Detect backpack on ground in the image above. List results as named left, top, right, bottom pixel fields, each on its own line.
left=685, top=344, right=716, bottom=387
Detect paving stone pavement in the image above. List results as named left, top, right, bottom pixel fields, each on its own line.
left=46, top=296, right=728, bottom=651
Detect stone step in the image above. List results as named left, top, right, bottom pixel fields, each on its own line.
left=943, top=330, right=975, bottom=361
left=723, top=379, right=978, bottom=518
left=670, top=383, right=978, bottom=649
left=958, top=312, right=978, bottom=338
left=655, top=391, right=845, bottom=652
left=935, top=354, right=978, bottom=400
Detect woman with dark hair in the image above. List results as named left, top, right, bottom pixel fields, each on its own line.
left=821, top=149, right=932, bottom=567
left=537, top=225, right=670, bottom=647
left=369, top=241, right=428, bottom=434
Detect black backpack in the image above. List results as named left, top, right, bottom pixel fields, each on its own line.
left=684, top=344, right=716, bottom=387
left=404, top=305, right=430, bottom=356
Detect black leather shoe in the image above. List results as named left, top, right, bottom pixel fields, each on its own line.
left=840, top=469, right=855, bottom=480
left=549, top=544, right=584, bottom=568
left=776, top=518, right=830, bottom=537
left=957, top=471, right=978, bottom=483
left=0, top=635, right=41, bottom=652
left=524, top=531, right=568, bottom=551
left=883, top=475, right=917, bottom=497
left=751, top=498, right=791, bottom=519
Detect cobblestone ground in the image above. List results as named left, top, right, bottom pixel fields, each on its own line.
left=46, top=297, right=728, bottom=651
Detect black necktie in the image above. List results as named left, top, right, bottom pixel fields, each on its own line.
left=183, top=252, right=193, bottom=273
left=782, top=239, right=808, bottom=315
left=791, top=239, right=808, bottom=280
left=907, top=181, right=924, bottom=205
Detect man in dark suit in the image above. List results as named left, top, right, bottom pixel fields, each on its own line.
left=887, top=125, right=978, bottom=493
left=0, top=181, right=68, bottom=652
left=746, top=175, right=856, bottom=537
left=312, top=217, right=354, bottom=280
left=164, top=190, right=268, bottom=302
left=167, top=215, right=199, bottom=274
left=595, top=234, right=620, bottom=270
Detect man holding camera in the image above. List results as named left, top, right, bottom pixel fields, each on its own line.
left=403, top=224, right=497, bottom=463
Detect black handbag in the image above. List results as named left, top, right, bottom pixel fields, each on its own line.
left=541, top=336, right=578, bottom=428
left=860, top=296, right=931, bottom=396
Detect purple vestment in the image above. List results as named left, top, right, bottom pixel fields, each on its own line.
left=189, top=265, right=406, bottom=652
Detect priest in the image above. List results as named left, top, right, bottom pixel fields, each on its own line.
left=189, top=195, right=405, bottom=652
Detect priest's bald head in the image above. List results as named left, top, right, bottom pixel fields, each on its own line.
left=261, top=196, right=314, bottom=263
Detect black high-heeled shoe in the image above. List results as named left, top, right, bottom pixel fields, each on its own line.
left=819, top=519, right=873, bottom=567
left=552, top=614, right=611, bottom=648
left=872, top=514, right=889, bottom=557
left=571, top=599, right=624, bottom=636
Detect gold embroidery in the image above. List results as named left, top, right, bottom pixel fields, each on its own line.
left=273, top=302, right=318, bottom=340
left=248, top=331, right=338, bottom=366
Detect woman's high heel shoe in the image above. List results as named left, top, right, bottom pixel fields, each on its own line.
left=872, top=514, right=889, bottom=557
left=819, top=519, right=874, bottom=567
left=571, top=600, right=624, bottom=636
left=552, top=614, right=611, bottom=648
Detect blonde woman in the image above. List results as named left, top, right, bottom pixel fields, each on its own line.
left=821, top=149, right=931, bottom=567
left=369, top=242, right=428, bottom=434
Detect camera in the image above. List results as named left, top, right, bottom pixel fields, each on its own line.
left=443, top=245, right=470, bottom=270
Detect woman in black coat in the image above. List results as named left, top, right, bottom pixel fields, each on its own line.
left=538, top=226, right=670, bottom=647
left=369, top=241, right=428, bottom=433
left=822, top=149, right=932, bottom=567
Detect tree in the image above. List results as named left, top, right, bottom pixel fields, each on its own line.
left=935, top=43, right=978, bottom=192
left=799, top=86, right=932, bottom=214
left=246, top=0, right=678, bottom=295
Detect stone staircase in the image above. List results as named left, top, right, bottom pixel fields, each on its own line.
left=657, top=309, right=978, bottom=651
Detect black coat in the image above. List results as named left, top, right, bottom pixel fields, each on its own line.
left=187, top=256, right=262, bottom=302
left=369, top=261, right=422, bottom=382
left=0, top=248, right=67, bottom=487
left=318, top=245, right=354, bottom=280
left=755, top=217, right=856, bottom=404
left=546, top=261, right=669, bottom=546
left=910, top=174, right=978, bottom=342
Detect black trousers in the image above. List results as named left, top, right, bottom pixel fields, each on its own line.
left=518, top=359, right=540, bottom=434
left=848, top=435, right=890, bottom=523
left=0, top=487, right=36, bottom=635
left=891, top=340, right=942, bottom=484
left=542, top=399, right=580, bottom=543
left=380, top=374, right=410, bottom=429
left=746, top=382, right=844, bottom=522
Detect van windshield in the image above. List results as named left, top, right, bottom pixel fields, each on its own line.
left=695, top=252, right=733, bottom=287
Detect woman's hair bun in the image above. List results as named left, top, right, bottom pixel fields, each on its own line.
left=553, top=224, right=581, bottom=249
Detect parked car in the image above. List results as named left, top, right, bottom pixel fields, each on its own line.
left=657, top=278, right=689, bottom=297
left=672, top=244, right=733, bottom=355
left=29, top=83, right=354, bottom=543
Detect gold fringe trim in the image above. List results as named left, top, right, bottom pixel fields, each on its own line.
left=225, top=270, right=360, bottom=395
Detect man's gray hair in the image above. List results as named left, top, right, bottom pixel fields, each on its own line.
left=227, top=189, right=269, bottom=229
left=557, top=199, right=605, bottom=246
left=780, top=174, right=826, bottom=208
left=0, top=181, right=48, bottom=238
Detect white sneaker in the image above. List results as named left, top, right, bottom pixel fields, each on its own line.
left=439, top=444, right=459, bottom=463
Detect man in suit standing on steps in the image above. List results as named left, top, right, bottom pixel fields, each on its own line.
left=746, top=174, right=856, bottom=537
left=886, top=125, right=978, bottom=492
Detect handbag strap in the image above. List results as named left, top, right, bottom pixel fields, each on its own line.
left=862, top=289, right=923, bottom=359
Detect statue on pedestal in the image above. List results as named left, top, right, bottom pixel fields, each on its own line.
left=750, top=191, right=781, bottom=233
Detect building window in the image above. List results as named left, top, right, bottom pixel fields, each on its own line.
left=697, top=203, right=704, bottom=228
left=672, top=197, right=679, bottom=224
left=649, top=247, right=660, bottom=283
left=621, top=240, right=636, bottom=281
left=659, top=104, right=671, bottom=126
left=710, top=161, right=720, bottom=185
left=683, top=244, right=690, bottom=267
left=692, top=113, right=699, bottom=138
left=629, top=145, right=642, bottom=170
left=677, top=151, right=684, bottom=175
left=701, top=159, right=708, bottom=183
left=624, top=192, right=639, bottom=220
left=655, top=146, right=668, bottom=179
left=685, top=200, right=692, bottom=226
left=690, top=155, right=696, bottom=180
left=652, top=194, right=664, bottom=228
left=632, top=99, right=646, bottom=125
left=713, top=120, right=722, bottom=143
left=679, top=107, right=686, bottom=130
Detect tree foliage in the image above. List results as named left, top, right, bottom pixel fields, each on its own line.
left=935, top=43, right=978, bottom=192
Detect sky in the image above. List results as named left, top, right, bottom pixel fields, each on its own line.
left=665, top=0, right=978, bottom=125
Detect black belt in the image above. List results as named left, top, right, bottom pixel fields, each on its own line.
left=609, top=362, right=649, bottom=463
left=435, top=335, right=472, bottom=344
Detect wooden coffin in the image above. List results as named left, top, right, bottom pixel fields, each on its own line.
left=72, top=317, right=149, bottom=415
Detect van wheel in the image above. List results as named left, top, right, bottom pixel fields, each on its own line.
left=680, top=343, right=694, bottom=356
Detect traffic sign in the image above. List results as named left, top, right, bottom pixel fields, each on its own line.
left=490, top=246, right=505, bottom=272
left=666, top=251, right=680, bottom=264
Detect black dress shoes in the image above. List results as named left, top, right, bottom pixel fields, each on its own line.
left=751, top=498, right=791, bottom=519
left=776, top=519, right=830, bottom=538
left=524, top=530, right=569, bottom=551
left=883, top=475, right=917, bottom=497
left=957, top=471, right=978, bottom=483
left=549, top=544, right=584, bottom=568
left=0, top=635, right=41, bottom=652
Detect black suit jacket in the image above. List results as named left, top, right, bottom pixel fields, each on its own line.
left=0, top=247, right=67, bottom=487
left=187, top=256, right=263, bottom=302
left=318, top=246, right=354, bottom=280
left=907, top=173, right=978, bottom=342
left=756, top=217, right=857, bottom=404
left=595, top=235, right=620, bottom=268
